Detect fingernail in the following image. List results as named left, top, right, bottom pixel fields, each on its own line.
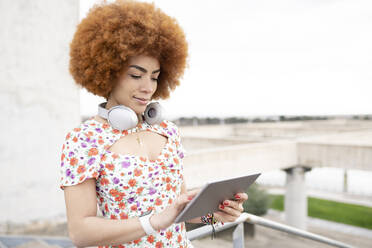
left=188, top=196, right=193, bottom=200
left=220, top=204, right=225, bottom=209
left=235, top=194, right=241, bottom=199
left=223, top=201, right=229, bottom=206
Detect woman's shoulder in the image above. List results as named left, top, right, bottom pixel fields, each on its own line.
left=61, top=117, right=107, bottom=159
left=155, top=119, right=181, bottom=138
left=159, top=119, right=186, bottom=157
left=160, top=119, right=177, bottom=129
left=63, top=116, right=106, bottom=143
left=59, top=117, right=103, bottom=190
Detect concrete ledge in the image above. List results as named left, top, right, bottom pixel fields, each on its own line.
left=183, top=140, right=297, bottom=188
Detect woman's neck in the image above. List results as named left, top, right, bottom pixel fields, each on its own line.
left=137, top=113, right=144, bottom=124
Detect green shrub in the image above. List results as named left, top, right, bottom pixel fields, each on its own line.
left=269, top=194, right=284, bottom=211
left=243, top=183, right=271, bottom=216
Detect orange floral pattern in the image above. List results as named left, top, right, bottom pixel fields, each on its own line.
left=59, top=117, right=191, bottom=247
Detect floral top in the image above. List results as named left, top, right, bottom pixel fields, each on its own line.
left=59, top=116, right=194, bottom=248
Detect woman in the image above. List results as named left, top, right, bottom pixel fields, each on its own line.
left=59, top=1, right=248, bottom=247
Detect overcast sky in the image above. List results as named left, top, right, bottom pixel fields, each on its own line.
left=79, top=0, right=371, bottom=119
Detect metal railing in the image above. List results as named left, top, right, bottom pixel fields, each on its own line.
left=187, top=213, right=355, bottom=248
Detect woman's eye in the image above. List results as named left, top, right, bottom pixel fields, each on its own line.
left=130, top=75, right=158, bottom=82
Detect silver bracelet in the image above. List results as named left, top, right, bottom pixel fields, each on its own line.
left=139, top=210, right=157, bottom=235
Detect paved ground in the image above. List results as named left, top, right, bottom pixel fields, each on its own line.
left=0, top=235, right=73, bottom=248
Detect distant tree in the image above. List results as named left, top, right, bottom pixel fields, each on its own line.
left=243, top=183, right=271, bottom=216
left=206, top=117, right=220, bottom=124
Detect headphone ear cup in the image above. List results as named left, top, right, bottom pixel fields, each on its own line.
left=144, top=102, right=164, bottom=125
left=108, top=105, right=138, bottom=131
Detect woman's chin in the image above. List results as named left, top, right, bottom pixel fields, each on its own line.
left=132, top=107, right=145, bottom=115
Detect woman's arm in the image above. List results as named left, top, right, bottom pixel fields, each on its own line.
left=64, top=178, right=154, bottom=247
left=64, top=178, right=198, bottom=247
left=185, top=216, right=204, bottom=224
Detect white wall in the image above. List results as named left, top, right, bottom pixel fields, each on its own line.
left=0, top=0, right=80, bottom=224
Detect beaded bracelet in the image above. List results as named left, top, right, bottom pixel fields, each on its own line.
left=200, top=213, right=224, bottom=239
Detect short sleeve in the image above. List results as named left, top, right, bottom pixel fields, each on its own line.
left=59, top=128, right=101, bottom=191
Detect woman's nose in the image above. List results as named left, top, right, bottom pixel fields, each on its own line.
left=140, top=78, right=155, bottom=92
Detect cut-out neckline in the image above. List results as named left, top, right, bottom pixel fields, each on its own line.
left=89, top=117, right=171, bottom=163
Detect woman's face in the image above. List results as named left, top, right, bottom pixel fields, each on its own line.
left=109, top=54, right=160, bottom=115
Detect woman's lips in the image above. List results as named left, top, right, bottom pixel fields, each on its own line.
left=133, top=96, right=148, bottom=105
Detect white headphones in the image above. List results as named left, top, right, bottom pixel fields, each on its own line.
left=98, top=101, right=164, bottom=131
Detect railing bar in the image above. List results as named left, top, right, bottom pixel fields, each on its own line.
left=187, top=213, right=356, bottom=248
left=188, top=214, right=248, bottom=240
left=232, top=222, right=245, bottom=248
left=245, top=213, right=355, bottom=248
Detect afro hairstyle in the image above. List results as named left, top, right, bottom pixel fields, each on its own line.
left=69, top=0, right=189, bottom=100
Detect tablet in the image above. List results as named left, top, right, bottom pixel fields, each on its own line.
left=174, top=173, right=261, bottom=223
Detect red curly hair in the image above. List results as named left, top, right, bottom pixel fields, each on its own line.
left=69, top=0, right=189, bottom=100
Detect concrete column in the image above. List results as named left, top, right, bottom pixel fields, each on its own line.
left=283, top=166, right=310, bottom=230
left=343, top=169, right=348, bottom=193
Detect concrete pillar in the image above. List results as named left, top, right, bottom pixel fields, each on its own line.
left=343, top=169, right=348, bottom=193
left=283, top=166, right=311, bottom=230
left=0, top=0, right=80, bottom=225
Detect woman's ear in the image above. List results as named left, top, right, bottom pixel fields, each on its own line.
left=106, top=90, right=112, bottom=101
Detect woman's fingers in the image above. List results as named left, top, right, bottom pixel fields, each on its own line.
left=153, top=188, right=203, bottom=230
left=211, top=192, right=248, bottom=223
left=221, top=199, right=244, bottom=212
left=213, top=210, right=239, bottom=223
left=187, top=188, right=200, bottom=199
left=175, top=188, right=200, bottom=210
left=218, top=202, right=242, bottom=217
left=234, top=192, right=248, bottom=203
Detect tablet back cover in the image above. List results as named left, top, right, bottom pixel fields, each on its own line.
left=175, top=173, right=261, bottom=223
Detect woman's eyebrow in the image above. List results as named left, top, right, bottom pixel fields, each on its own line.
left=129, top=65, right=160, bottom=74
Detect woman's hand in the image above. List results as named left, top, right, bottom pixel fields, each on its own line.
left=150, top=189, right=200, bottom=230
left=213, top=192, right=248, bottom=223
